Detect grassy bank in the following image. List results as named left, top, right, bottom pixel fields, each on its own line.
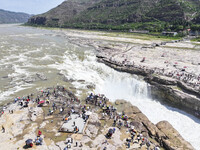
left=191, top=37, right=200, bottom=42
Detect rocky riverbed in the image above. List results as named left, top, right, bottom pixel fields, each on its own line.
left=0, top=86, right=194, bottom=150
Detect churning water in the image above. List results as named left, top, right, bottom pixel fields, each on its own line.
left=0, top=24, right=200, bottom=149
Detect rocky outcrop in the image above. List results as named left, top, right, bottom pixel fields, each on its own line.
left=87, top=113, right=101, bottom=127
left=28, top=16, right=46, bottom=25
left=115, top=100, right=194, bottom=150
left=150, top=84, right=200, bottom=117
left=85, top=124, right=98, bottom=138
left=177, top=81, right=200, bottom=98
left=36, top=72, right=47, bottom=80
left=84, top=113, right=101, bottom=138
left=147, top=75, right=177, bottom=86
left=156, top=121, right=194, bottom=150
left=97, top=57, right=149, bottom=76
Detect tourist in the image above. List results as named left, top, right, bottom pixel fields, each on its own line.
left=140, top=57, right=145, bottom=62
left=60, top=107, right=63, bottom=114
left=102, top=140, right=108, bottom=145
left=25, top=139, right=33, bottom=148
left=106, top=128, right=114, bottom=139
left=35, top=137, right=43, bottom=145
left=79, top=142, right=82, bottom=147
left=49, top=109, right=53, bottom=115
left=113, top=128, right=116, bottom=133
left=74, top=126, right=79, bottom=133
left=113, top=119, right=116, bottom=126
left=64, top=146, right=68, bottom=150
left=146, top=140, right=151, bottom=150
left=65, top=117, right=68, bottom=123
left=127, top=140, right=130, bottom=148
left=137, top=134, right=141, bottom=143
left=38, top=130, right=42, bottom=137
left=14, top=98, right=18, bottom=103
left=52, top=102, right=56, bottom=110
left=154, top=145, right=160, bottom=150
left=67, top=142, right=71, bottom=148
left=2, top=126, right=5, bottom=133
left=46, top=99, right=50, bottom=104
left=71, top=137, right=73, bottom=143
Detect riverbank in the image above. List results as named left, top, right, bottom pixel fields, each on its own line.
left=0, top=86, right=194, bottom=149
left=53, top=28, right=200, bottom=118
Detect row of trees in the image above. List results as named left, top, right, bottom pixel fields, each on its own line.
left=62, top=21, right=200, bottom=33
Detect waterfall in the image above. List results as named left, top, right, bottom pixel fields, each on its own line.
left=95, top=72, right=149, bottom=101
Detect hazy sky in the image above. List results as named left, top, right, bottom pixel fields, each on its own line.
left=0, top=0, right=66, bottom=14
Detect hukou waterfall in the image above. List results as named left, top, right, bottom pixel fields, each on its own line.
left=0, top=24, right=200, bottom=149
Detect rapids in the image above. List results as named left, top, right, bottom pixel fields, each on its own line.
left=0, top=24, right=199, bottom=149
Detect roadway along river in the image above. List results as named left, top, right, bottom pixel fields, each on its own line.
left=0, top=24, right=199, bottom=149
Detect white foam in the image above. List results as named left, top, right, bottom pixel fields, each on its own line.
left=40, top=55, right=54, bottom=61
left=0, top=84, right=32, bottom=102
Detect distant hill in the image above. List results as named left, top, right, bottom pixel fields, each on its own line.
left=28, top=0, right=102, bottom=27
left=0, top=9, right=31, bottom=24
left=27, top=0, right=200, bottom=32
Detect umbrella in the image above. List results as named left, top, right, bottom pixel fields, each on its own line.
left=175, top=62, right=178, bottom=64
left=26, top=139, right=33, bottom=145
left=39, top=101, right=45, bottom=104
left=184, top=66, right=187, bottom=68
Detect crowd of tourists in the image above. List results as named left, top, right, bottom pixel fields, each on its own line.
left=1, top=86, right=162, bottom=149
left=86, top=93, right=161, bottom=150
left=104, top=56, right=200, bottom=91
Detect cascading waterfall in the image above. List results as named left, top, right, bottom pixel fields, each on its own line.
left=95, top=72, right=149, bottom=101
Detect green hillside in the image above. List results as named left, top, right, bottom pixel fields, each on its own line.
left=28, top=0, right=101, bottom=27
left=27, top=0, right=200, bottom=32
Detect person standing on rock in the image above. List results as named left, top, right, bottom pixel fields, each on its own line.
left=73, top=121, right=75, bottom=126
left=37, top=130, right=42, bottom=137
left=79, top=142, right=82, bottom=147
left=140, top=57, right=145, bottom=62
left=2, top=126, right=5, bottom=133
left=60, top=107, right=63, bottom=114
left=127, top=140, right=130, bottom=148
